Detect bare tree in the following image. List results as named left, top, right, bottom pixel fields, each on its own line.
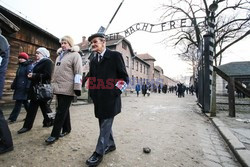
left=159, top=0, right=250, bottom=66
left=178, top=41, right=199, bottom=80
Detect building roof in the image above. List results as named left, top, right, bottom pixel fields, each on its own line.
left=217, top=61, right=250, bottom=77
left=133, top=56, right=150, bottom=66
left=155, top=66, right=163, bottom=73
left=137, top=53, right=156, bottom=61
left=0, top=13, right=19, bottom=33
left=0, top=5, right=59, bottom=40
left=163, top=75, right=177, bottom=83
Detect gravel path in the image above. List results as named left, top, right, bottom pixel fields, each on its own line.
left=0, top=93, right=240, bottom=167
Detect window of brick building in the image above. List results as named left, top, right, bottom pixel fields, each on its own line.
left=132, top=75, right=134, bottom=85
left=122, top=41, right=127, bottom=50
left=126, top=56, right=129, bottom=67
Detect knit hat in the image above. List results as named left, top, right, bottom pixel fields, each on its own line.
left=36, top=47, right=50, bottom=58
left=18, top=52, right=29, bottom=60
left=60, top=35, right=74, bottom=47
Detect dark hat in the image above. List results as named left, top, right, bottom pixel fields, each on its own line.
left=18, top=52, right=29, bottom=60
left=88, top=33, right=105, bottom=42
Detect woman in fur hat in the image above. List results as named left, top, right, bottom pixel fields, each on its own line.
left=17, top=47, right=54, bottom=134
left=45, top=35, right=83, bottom=144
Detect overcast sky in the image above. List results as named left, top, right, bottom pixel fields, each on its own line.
left=1, top=0, right=249, bottom=80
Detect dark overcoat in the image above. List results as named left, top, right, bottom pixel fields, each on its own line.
left=28, top=58, right=53, bottom=100
left=11, top=61, right=32, bottom=100
left=0, top=34, right=10, bottom=98
left=141, top=84, right=147, bottom=95
left=89, top=49, right=129, bottom=119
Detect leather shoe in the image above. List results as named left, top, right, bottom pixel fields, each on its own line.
left=104, top=145, right=116, bottom=154
left=17, top=128, right=30, bottom=134
left=86, top=152, right=103, bottom=166
left=59, top=131, right=70, bottom=138
left=0, top=145, right=14, bottom=154
left=45, top=136, right=58, bottom=145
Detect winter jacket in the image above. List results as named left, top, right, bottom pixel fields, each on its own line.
left=28, top=58, right=54, bottom=100
left=0, top=34, right=10, bottom=98
left=11, top=61, right=32, bottom=100
left=52, top=46, right=83, bottom=96
left=135, top=84, right=140, bottom=92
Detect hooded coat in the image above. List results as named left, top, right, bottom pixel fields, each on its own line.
left=89, top=48, right=129, bottom=119
left=52, top=46, right=83, bottom=96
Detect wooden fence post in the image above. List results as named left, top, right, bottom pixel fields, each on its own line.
left=228, top=77, right=235, bottom=117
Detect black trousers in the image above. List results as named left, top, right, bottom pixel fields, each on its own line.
left=51, top=95, right=73, bottom=138
left=23, top=99, right=52, bottom=129
left=8, top=100, right=29, bottom=121
left=0, top=109, right=13, bottom=147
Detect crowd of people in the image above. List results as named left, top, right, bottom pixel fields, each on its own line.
left=0, top=31, right=129, bottom=167
left=134, top=81, right=196, bottom=98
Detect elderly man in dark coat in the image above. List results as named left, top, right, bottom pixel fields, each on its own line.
left=0, top=30, right=13, bottom=154
left=86, top=33, right=129, bottom=166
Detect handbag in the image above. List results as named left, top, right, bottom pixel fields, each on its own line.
left=34, top=77, right=53, bottom=101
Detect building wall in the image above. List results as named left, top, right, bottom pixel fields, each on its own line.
left=153, top=70, right=161, bottom=86
left=162, top=75, right=178, bottom=87
left=131, top=58, right=149, bottom=86
left=115, top=42, right=151, bottom=90
left=114, top=41, right=132, bottom=78
left=0, top=10, right=60, bottom=104
left=144, top=59, right=155, bottom=80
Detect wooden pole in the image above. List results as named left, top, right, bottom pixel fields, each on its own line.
left=210, top=70, right=217, bottom=117
left=228, top=77, right=235, bottom=117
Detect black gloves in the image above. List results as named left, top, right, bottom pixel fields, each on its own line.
left=74, top=90, right=81, bottom=96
